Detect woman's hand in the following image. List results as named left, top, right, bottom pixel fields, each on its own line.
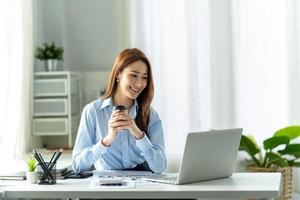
left=102, top=110, right=144, bottom=147
left=102, top=110, right=126, bottom=146
left=121, top=112, right=144, bottom=139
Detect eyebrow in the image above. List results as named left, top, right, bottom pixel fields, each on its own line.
left=131, top=70, right=148, bottom=76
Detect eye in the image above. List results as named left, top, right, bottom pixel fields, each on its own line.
left=130, top=74, right=138, bottom=78
left=142, top=76, right=148, bottom=80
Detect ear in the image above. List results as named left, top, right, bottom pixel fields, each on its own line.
left=116, top=71, right=120, bottom=81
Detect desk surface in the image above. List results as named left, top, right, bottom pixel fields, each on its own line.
left=0, top=173, right=280, bottom=199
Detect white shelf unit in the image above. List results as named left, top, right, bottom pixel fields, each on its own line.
left=33, top=71, right=81, bottom=148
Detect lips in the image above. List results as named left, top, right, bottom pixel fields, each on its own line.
left=130, top=86, right=140, bottom=95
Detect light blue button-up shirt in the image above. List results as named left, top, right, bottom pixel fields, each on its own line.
left=72, top=97, right=166, bottom=174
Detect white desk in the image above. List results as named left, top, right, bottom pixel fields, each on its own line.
left=0, top=173, right=280, bottom=199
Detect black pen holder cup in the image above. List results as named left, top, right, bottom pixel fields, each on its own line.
left=37, top=162, right=56, bottom=185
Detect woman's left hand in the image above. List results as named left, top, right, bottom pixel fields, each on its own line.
left=116, top=112, right=144, bottom=139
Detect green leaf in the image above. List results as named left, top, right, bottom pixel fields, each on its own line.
left=265, top=152, right=288, bottom=167
left=278, top=144, right=300, bottom=158
left=35, top=42, right=64, bottom=60
left=239, top=135, right=260, bottom=156
left=292, top=162, right=300, bottom=167
left=27, top=157, right=37, bottom=172
left=239, top=135, right=261, bottom=166
left=263, top=136, right=290, bottom=150
left=274, top=126, right=300, bottom=140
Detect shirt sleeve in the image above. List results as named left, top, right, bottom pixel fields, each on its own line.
left=72, top=104, right=108, bottom=173
left=135, top=108, right=167, bottom=173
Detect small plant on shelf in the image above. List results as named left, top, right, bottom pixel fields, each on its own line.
left=35, top=42, right=64, bottom=60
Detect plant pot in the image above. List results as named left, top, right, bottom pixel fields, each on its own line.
left=247, top=165, right=293, bottom=200
left=26, top=171, right=38, bottom=184
left=45, top=59, right=59, bottom=71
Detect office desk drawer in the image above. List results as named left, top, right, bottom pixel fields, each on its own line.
left=34, top=79, right=67, bottom=97
left=33, top=118, right=68, bottom=136
left=34, top=99, right=68, bottom=116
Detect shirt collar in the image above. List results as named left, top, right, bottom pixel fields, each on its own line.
left=99, top=97, right=139, bottom=117
left=99, top=97, right=113, bottom=110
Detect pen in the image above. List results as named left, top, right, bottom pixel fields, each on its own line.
left=46, top=148, right=63, bottom=181
left=40, top=150, right=57, bottom=181
left=33, top=151, right=54, bottom=183
left=37, top=152, right=47, bottom=169
left=48, top=148, right=63, bottom=171
left=48, top=150, right=57, bottom=167
left=34, top=155, right=53, bottom=182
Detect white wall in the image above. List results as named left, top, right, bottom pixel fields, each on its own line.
left=35, top=0, right=64, bottom=71
left=35, top=0, right=126, bottom=72
left=81, top=71, right=110, bottom=106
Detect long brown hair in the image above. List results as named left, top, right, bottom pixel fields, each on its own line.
left=102, top=48, right=154, bottom=133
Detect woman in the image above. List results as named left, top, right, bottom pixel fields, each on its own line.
left=72, top=48, right=166, bottom=174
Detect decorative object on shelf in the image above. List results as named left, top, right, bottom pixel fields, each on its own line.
left=26, top=157, right=38, bottom=184
left=239, top=125, right=300, bottom=200
left=35, top=42, right=64, bottom=71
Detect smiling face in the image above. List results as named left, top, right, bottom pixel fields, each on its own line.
left=116, top=60, right=148, bottom=101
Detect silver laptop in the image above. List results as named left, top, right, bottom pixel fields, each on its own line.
left=144, top=128, right=242, bottom=185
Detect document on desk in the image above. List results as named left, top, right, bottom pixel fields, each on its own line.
left=89, top=178, right=136, bottom=189
left=93, top=170, right=152, bottom=178
left=91, top=170, right=157, bottom=187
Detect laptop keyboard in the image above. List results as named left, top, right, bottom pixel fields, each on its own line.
left=149, top=174, right=178, bottom=181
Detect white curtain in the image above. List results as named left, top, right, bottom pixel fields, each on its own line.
left=232, top=0, right=290, bottom=143
left=127, top=0, right=298, bottom=171
left=0, top=0, right=34, bottom=168
left=287, top=0, right=300, bottom=129
left=127, top=0, right=234, bottom=171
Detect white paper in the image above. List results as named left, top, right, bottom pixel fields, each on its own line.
left=90, top=170, right=158, bottom=187
left=89, top=178, right=135, bottom=189
left=93, top=170, right=152, bottom=178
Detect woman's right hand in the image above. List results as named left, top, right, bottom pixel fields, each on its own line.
left=102, top=110, right=128, bottom=146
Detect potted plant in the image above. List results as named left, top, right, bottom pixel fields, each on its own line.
left=26, top=157, right=38, bottom=184
left=35, top=42, right=64, bottom=71
left=239, top=125, right=300, bottom=199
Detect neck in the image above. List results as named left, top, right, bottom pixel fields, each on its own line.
left=113, top=91, right=133, bottom=110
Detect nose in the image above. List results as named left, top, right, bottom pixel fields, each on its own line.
left=134, top=77, right=143, bottom=87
